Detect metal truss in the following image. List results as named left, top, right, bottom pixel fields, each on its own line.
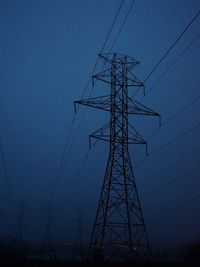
left=75, top=53, right=160, bottom=261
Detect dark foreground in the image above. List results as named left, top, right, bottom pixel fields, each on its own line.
left=0, top=259, right=198, bottom=267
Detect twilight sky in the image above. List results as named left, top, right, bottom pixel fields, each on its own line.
left=0, top=0, right=200, bottom=251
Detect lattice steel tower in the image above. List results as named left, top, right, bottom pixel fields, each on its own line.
left=75, top=53, right=160, bottom=260
left=40, top=209, right=56, bottom=261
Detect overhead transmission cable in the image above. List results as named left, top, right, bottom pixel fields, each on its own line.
left=166, top=165, right=200, bottom=186
left=71, top=0, right=136, bottom=140
left=134, top=122, right=200, bottom=170
left=69, top=0, right=137, bottom=167
left=101, top=0, right=126, bottom=53
left=109, top=0, right=136, bottom=52
left=130, top=8, right=200, bottom=224
left=151, top=122, right=200, bottom=155
left=149, top=94, right=200, bottom=138
left=143, top=9, right=200, bottom=84
left=133, top=91, right=200, bottom=159
left=145, top=32, right=200, bottom=96
left=131, top=10, right=200, bottom=99
left=163, top=95, right=200, bottom=126
left=131, top=32, right=200, bottom=164
left=57, top=0, right=126, bottom=166
left=141, top=145, right=200, bottom=188
left=146, top=184, right=200, bottom=223
left=54, top=0, right=139, bottom=211
left=48, top=113, right=76, bottom=205
left=92, top=0, right=137, bottom=88
left=131, top=18, right=200, bottom=161
left=55, top=140, right=99, bottom=216
left=80, top=0, right=126, bottom=100
left=143, top=163, right=200, bottom=199
left=48, top=0, right=126, bottom=208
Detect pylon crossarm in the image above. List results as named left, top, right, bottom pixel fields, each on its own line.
left=89, top=123, right=110, bottom=144
left=92, top=69, right=111, bottom=85
left=99, top=53, right=139, bottom=67
left=75, top=95, right=160, bottom=118
left=93, top=69, right=144, bottom=87
left=128, top=97, right=160, bottom=117
left=89, top=123, right=146, bottom=145
left=74, top=95, right=111, bottom=112
left=128, top=122, right=147, bottom=145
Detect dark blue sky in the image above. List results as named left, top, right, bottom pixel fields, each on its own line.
left=0, top=0, right=200, bottom=250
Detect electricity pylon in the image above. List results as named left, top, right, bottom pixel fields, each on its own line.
left=72, top=209, right=85, bottom=261
left=40, top=208, right=56, bottom=261
left=75, top=53, right=160, bottom=261
left=15, top=201, right=27, bottom=258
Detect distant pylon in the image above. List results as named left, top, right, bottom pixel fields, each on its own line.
left=40, top=208, right=56, bottom=261
left=72, top=209, right=85, bottom=261
left=75, top=53, right=160, bottom=261
left=15, top=201, right=26, bottom=258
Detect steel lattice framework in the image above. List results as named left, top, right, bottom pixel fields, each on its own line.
left=75, top=53, right=160, bottom=261
left=40, top=210, right=56, bottom=261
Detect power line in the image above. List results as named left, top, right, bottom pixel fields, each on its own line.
left=80, top=0, right=126, bottom=100
left=92, top=0, right=137, bottom=85
left=55, top=143, right=97, bottom=216
left=143, top=9, right=200, bottom=84
left=132, top=26, right=200, bottom=100
left=84, top=146, right=107, bottom=177
left=146, top=186, right=200, bottom=223
left=151, top=122, right=200, bottom=155
left=134, top=122, right=200, bottom=170
left=132, top=93, right=200, bottom=173
left=138, top=147, right=200, bottom=208
left=133, top=93, right=200, bottom=159
left=65, top=0, right=131, bottom=144
left=146, top=32, right=200, bottom=96
left=147, top=94, right=200, bottom=141
left=143, top=163, right=200, bottom=198
left=48, top=0, right=126, bottom=208
left=163, top=95, right=200, bottom=126
left=56, top=143, right=107, bottom=216
left=102, top=0, right=126, bottom=53
left=48, top=114, right=76, bottom=206
left=166, top=165, right=200, bottom=186
left=109, top=0, right=136, bottom=52
left=144, top=145, right=200, bottom=185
